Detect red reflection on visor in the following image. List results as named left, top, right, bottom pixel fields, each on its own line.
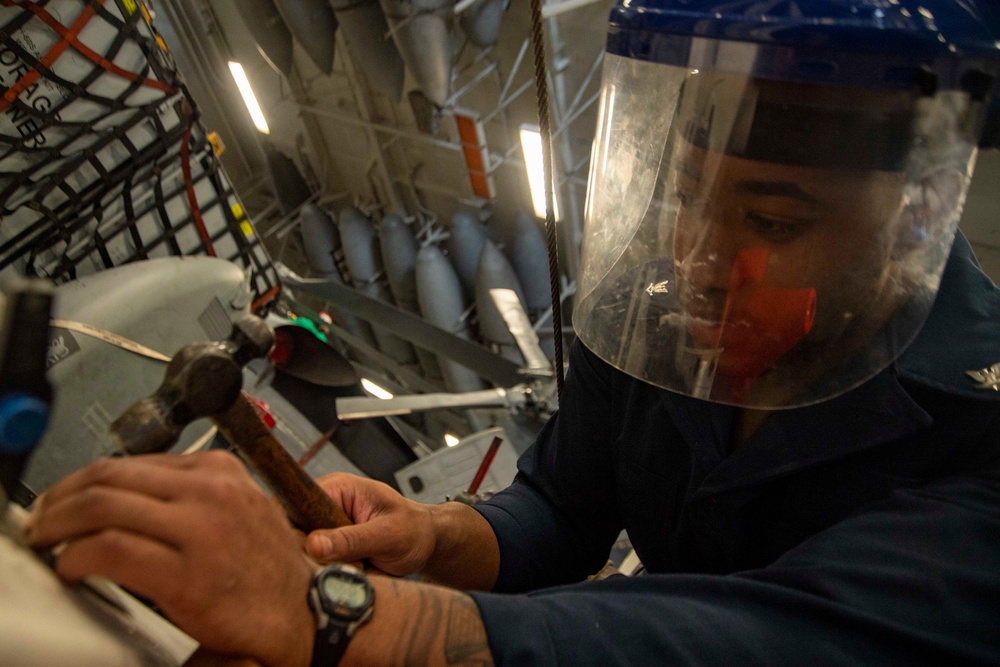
left=702, top=247, right=816, bottom=388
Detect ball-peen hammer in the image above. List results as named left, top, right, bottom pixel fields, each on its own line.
left=107, top=315, right=352, bottom=531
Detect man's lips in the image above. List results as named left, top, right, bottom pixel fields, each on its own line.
left=680, top=289, right=816, bottom=379
left=679, top=291, right=731, bottom=347
left=678, top=288, right=726, bottom=320
left=685, top=312, right=751, bottom=350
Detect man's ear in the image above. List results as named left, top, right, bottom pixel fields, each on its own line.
left=892, top=168, right=965, bottom=259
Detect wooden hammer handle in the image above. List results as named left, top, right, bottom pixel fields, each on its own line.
left=213, top=392, right=353, bottom=531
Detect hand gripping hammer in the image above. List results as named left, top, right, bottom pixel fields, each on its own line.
left=108, top=315, right=352, bottom=532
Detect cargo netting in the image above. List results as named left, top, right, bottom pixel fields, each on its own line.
left=0, top=0, right=280, bottom=309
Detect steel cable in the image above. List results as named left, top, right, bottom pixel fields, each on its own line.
left=528, top=0, right=565, bottom=399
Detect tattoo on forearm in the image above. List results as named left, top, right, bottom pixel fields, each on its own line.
left=403, top=581, right=441, bottom=667
left=385, top=579, right=494, bottom=667
left=444, top=594, right=493, bottom=666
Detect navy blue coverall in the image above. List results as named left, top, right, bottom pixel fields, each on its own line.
left=469, top=232, right=1000, bottom=665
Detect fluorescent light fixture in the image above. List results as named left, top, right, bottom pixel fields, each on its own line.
left=360, top=378, right=393, bottom=399
left=519, top=124, right=560, bottom=221
left=444, top=433, right=460, bottom=447
left=228, top=61, right=270, bottom=134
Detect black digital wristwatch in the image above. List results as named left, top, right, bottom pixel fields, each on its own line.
left=307, top=563, right=375, bottom=667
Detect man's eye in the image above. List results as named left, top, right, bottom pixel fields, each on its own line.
left=745, top=212, right=808, bottom=240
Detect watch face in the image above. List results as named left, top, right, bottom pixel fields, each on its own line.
left=310, top=566, right=375, bottom=665
left=322, top=574, right=370, bottom=609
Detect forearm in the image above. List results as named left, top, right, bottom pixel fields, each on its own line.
left=422, top=502, right=500, bottom=591
left=343, top=576, right=494, bottom=667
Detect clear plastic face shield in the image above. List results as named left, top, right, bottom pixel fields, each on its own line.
left=574, top=51, right=981, bottom=408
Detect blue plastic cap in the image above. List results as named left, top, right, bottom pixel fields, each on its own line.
left=606, top=1, right=1000, bottom=82
left=608, top=0, right=1000, bottom=59
left=0, top=394, right=50, bottom=455
left=606, top=0, right=1000, bottom=145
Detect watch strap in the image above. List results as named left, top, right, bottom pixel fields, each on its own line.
left=311, top=622, right=350, bottom=667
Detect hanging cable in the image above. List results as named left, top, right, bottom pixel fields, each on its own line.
left=527, top=0, right=565, bottom=399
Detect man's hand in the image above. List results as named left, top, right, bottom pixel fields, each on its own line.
left=24, top=451, right=317, bottom=667
left=305, top=473, right=501, bottom=591
left=305, top=473, right=437, bottom=575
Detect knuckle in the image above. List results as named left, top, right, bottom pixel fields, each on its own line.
left=374, top=478, right=396, bottom=494
left=202, top=475, right=241, bottom=502
left=338, top=529, right=359, bottom=556
left=72, top=485, right=111, bottom=516
left=158, top=581, right=194, bottom=616
left=202, top=449, right=241, bottom=471
left=318, top=472, right=354, bottom=496
left=81, top=457, right=119, bottom=485
left=322, top=472, right=348, bottom=485
left=91, top=528, right=133, bottom=563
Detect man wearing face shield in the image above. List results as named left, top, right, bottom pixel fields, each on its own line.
left=577, top=65, right=975, bottom=412
left=25, top=2, right=1000, bottom=666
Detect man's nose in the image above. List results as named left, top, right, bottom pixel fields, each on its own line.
left=675, top=216, right=739, bottom=293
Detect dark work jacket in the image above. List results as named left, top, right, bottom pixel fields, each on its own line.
left=470, top=232, right=1000, bottom=665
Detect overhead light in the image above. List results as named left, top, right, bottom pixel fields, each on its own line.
left=360, top=378, right=393, bottom=399
left=228, top=61, right=270, bottom=134
left=444, top=433, right=460, bottom=447
left=519, top=124, right=559, bottom=221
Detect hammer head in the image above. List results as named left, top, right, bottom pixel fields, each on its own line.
left=228, top=315, right=275, bottom=366
left=110, top=315, right=275, bottom=456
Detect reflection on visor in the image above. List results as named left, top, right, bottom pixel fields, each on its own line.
left=685, top=97, right=916, bottom=171
left=687, top=247, right=816, bottom=402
